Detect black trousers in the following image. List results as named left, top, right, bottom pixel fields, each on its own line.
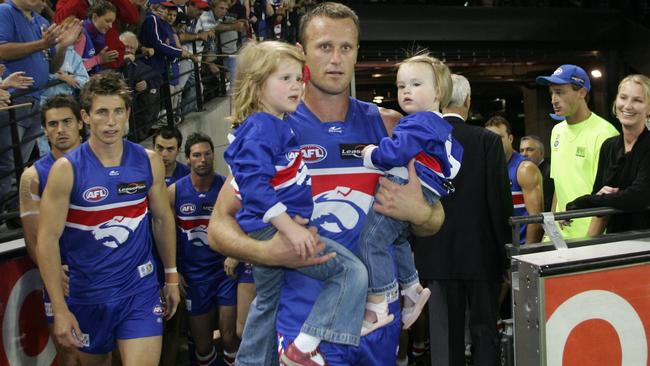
left=426, top=279, right=502, bottom=366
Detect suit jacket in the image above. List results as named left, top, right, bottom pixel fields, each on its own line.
left=414, top=115, right=512, bottom=281
left=538, top=159, right=554, bottom=212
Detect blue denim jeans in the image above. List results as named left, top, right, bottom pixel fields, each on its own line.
left=359, top=175, right=440, bottom=295
left=0, top=97, right=43, bottom=206
left=236, top=226, right=368, bottom=366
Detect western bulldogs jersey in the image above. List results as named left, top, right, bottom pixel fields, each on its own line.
left=365, top=111, right=463, bottom=197
left=61, top=141, right=158, bottom=303
left=165, top=162, right=190, bottom=186
left=276, top=98, right=390, bottom=337
left=508, top=151, right=528, bottom=244
left=34, top=152, right=56, bottom=196
left=175, top=173, right=226, bottom=283
left=224, top=112, right=312, bottom=233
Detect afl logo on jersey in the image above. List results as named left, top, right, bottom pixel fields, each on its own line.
left=83, top=186, right=109, bottom=202
left=180, top=203, right=196, bottom=214
left=299, top=144, right=327, bottom=163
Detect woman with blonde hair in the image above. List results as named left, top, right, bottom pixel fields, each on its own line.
left=568, top=74, right=650, bottom=234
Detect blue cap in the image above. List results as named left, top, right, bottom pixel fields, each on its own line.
left=536, top=64, right=591, bottom=92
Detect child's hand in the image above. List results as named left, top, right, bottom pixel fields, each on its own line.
left=286, top=223, right=316, bottom=259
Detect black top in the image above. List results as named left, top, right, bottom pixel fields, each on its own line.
left=413, top=115, right=513, bottom=281
left=538, top=159, right=554, bottom=212
left=568, top=128, right=650, bottom=233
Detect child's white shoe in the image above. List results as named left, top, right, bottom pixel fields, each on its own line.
left=360, top=301, right=394, bottom=336
left=401, top=287, right=431, bottom=329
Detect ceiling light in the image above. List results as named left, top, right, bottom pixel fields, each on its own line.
left=591, top=69, right=602, bottom=78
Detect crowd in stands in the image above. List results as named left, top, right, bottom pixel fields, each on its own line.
left=0, top=0, right=321, bottom=221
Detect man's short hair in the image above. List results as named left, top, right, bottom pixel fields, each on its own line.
left=298, top=2, right=360, bottom=47
left=521, top=135, right=545, bottom=155
left=41, top=94, right=81, bottom=127
left=80, top=71, right=131, bottom=112
left=153, top=126, right=183, bottom=148
left=485, top=115, right=512, bottom=135
left=184, top=132, right=214, bottom=158
left=448, top=74, right=471, bottom=108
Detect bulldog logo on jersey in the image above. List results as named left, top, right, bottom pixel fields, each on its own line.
left=93, top=213, right=147, bottom=248
left=312, top=186, right=373, bottom=234
left=181, top=225, right=209, bottom=247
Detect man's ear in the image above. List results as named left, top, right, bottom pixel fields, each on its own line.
left=463, top=95, right=471, bottom=109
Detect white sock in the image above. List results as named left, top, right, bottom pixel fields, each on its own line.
left=196, top=346, right=216, bottom=365
left=294, top=332, right=320, bottom=352
left=294, top=333, right=324, bottom=365
left=223, top=349, right=237, bottom=359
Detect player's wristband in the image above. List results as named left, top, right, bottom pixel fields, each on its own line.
left=165, top=282, right=179, bottom=286
left=164, top=267, right=177, bottom=274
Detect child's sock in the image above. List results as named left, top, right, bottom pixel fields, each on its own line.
left=196, top=346, right=217, bottom=366
left=294, top=332, right=325, bottom=365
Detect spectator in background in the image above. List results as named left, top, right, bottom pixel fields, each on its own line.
left=536, top=64, right=619, bottom=239
left=42, top=43, right=89, bottom=99
left=485, top=116, right=543, bottom=244
left=568, top=74, right=650, bottom=235
left=177, top=0, right=211, bottom=115
left=55, top=0, right=142, bottom=69
left=0, top=1, right=81, bottom=209
left=120, top=31, right=162, bottom=140
left=78, top=1, right=118, bottom=75
left=140, top=0, right=194, bottom=119
left=197, top=0, right=247, bottom=82
left=520, top=135, right=554, bottom=212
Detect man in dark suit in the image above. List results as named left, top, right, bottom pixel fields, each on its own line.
left=414, top=74, right=512, bottom=366
left=520, top=135, right=554, bottom=212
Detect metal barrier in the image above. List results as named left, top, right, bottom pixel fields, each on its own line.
left=507, top=207, right=650, bottom=366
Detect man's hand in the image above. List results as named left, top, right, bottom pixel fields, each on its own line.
left=57, top=72, right=79, bottom=89
left=135, top=80, right=147, bottom=92
left=141, top=47, right=155, bottom=58
left=162, top=283, right=180, bottom=320
left=99, top=47, right=119, bottom=64
left=53, top=309, right=84, bottom=348
left=234, top=20, right=248, bottom=33
left=41, top=23, right=61, bottom=48
left=265, top=216, right=335, bottom=268
left=55, top=18, right=82, bottom=48
left=597, top=186, right=619, bottom=195
left=374, top=159, right=426, bottom=223
left=0, top=89, right=11, bottom=105
left=224, top=257, right=239, bottom=278
left=197, top=31, right=211, bottom=41
left=1, top=71, right=34, bottom=89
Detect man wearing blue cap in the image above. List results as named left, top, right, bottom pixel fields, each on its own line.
left=536, top=64, right=618, bottom=239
